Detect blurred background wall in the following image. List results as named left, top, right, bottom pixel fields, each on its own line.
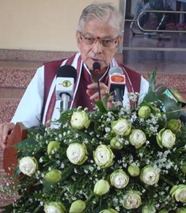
left=0, top=0, right=120, bottom=51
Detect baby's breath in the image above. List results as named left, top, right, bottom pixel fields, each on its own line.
left=1, top=97, right=186, bottom=213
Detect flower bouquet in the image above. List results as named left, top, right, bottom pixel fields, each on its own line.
left=1, top=75, right=186, bottom=213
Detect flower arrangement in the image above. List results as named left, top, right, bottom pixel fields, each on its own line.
left=1, top=77, right=186, bottom=213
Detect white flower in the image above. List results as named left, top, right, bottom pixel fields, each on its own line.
left=111, top=119, right=131, bottom=136
left=129, top=129, right=146, bottom=148
left=19, top=156, right=38, bottom=176
left=122, top=191, right=142, bottom=210
left=128, top=92, right=139, bottom=102
left=110, top=169, right=129, bottom=189
left=140, top=165, right=160, bottom=185
left=66, top=143, right=88, bottom=165
left=157, top=129, right=176, bottom=149
left=94, top=179, right=110, bottom=196
left=70, top=110, right=90, bottom=130
left=170, top=184, right=186, bottom=203
left=93, top=145, right=114, bottom=168
left=44, top=202, right=66, bottom=213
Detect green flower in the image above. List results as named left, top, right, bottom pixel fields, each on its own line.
left=181, top=161, right=186, bottom=174
left=176, top=207, right=186, bottom=213
left=140, top=165, right=160, bottom=185
left=167, top=119, right=181, bottom=133
left=69, top=200, right=86, bottom=213
left=94, top=179, right=110, bottom=196
left=44, top=201, right=66, bottom=213
left=138, top=105, right=151, bottom=119
left=128, top=165, right=140, bottom=177
left=111, top=118, right=131, bottom=136
left=142, top=204, right=156, bottom=213
left=66, top=143, right=88, bottom=165
left=122, top=190, right=142, bottom=210
left=70, top=110, right=90, bottom=130
left=44, top=169, right=62, bottom=183
left=129, top=129, right=146, bottom=148
left=110, top=136, right=124, bottom=150
left=47, top=141, right=60, bottom=155
left=110, top=169, right=129, bottom=189
left=170, top=184, right=186, bottom=203
left=19, top=156, right=38, bottom=177
left=99, top=209, right=118, bottom=213
left=156, top=128, right=176, bottom=149
left=93, top=144, right=114, bottom=168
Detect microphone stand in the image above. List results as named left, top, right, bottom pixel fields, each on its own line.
left=93, top=62, right=101, bottom=100
left=95, top=72, right=101, bottom=100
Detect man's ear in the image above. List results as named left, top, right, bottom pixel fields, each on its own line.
left=116, top=35, right=122, bottom=48
left=76, top=31, right=81, bottom=47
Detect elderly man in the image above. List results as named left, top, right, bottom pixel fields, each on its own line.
left=0, top=2, right=149, bottom=149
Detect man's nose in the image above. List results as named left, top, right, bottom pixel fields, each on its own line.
left=92, top=40, right=103, bottom=53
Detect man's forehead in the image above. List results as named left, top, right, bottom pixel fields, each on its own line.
left=82, top=25, right=118, bottom=38
left=82, top=32, right=114, bottom=38
left=83, top=18, right=117, bottom=31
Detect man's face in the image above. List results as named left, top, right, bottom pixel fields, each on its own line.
left=76, top=19, right=122, bottom=71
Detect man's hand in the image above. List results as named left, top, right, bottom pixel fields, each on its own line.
left=0, top=122, right=15, bottom=149
left=86, top=82, right=113, bottom=108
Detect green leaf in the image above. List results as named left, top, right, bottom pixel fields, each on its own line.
left=15, top=137, right=37, bottom=157
left=95, top=99, right=107, bottom=113
left=142, top=90, right=159, bottom=103
left=147, top=69, right=157, bottom=92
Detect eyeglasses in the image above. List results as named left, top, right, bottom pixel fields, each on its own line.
left=79, top=32, right=119, bottom=49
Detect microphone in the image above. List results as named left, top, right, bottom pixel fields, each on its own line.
left=56, top=65, right=77, bottom=111
left=93, top=62, right=101, bottom=100
left=108, top=67, right=125, bottom=108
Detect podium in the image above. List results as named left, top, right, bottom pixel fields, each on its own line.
left=3, top=122, right=28, bottom=175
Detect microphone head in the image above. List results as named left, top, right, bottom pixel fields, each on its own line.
left=93, top=62, right=100, bottom=72
left=56, top=65, right=77, bottom=100
left=108, top=66, right=125, bottom=86
left=108, top=66, right=125, bottom=104
left=57, top=65, right=77, bottom=82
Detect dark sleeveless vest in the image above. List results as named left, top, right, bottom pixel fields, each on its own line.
left=41, top=54, right=141, bottom=123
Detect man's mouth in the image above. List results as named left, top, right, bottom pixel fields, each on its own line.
left=92, top=58, right=102, bottom=62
